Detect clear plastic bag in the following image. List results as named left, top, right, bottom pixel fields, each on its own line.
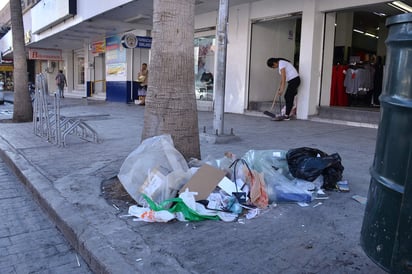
left=242, top=149, right=292, bottom=179
left=241, top=149, right=312, bottom=203
left=118, top=135, right=190, bottom=205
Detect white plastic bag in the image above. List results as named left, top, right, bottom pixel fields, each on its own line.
left=128, top=205, right=175, bottom=222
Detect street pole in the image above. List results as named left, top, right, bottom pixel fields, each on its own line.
left=213, top=0, right=228, bottom=136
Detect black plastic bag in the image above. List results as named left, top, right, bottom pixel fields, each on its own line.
left=286, top=147, right=344, bottom=189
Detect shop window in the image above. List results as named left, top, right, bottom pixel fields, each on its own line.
left=0, top=65, right=14, bottom=91
left=78, top=57, right=85, bottom=85
left=194, top=35, right=215, bottom=101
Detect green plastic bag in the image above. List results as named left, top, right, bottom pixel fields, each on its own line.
left=142, top=194, right=219, bottom=222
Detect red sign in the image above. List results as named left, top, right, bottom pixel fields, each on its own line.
left=28, top=48, right=62, bottom=60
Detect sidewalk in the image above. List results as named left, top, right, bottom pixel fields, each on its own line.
left=0, top=98, right=385, bottom=273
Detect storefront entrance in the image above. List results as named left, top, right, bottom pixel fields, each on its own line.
left=248, top=15, right=301, bottom=112
left=320, top=3, right=411, bottom=120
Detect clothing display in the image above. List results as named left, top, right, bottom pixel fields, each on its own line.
left=330, top=60, right=381, bottom=107
left=330, top=64, right=348, bottom=106
left=343, top=63, right=375, bottom=96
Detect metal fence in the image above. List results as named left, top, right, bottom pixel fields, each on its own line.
left=33, top=73, right=99, bottom=147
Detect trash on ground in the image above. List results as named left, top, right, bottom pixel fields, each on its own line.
left=178, top=164, right=225, bottom=201
left=337, top=180, right=350, bottom=192
left=352, top=195, right=367, bottom=205
left=118, top=134, right=191, bottom=206
left=128, top=205, right=175, bottom=222
left=297, top=202, right=310, bottom=207
left=313, top=202, right=323, bottom=208
left=118, top=135, right=347, bottom=223
left=286, top=147, right=344, bottom=190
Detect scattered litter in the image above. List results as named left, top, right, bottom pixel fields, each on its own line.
left=117, top=138, right=349, bottom=224
left=218, top=212, right=238, bottom=222
left=245, top=208, right=260, bottom=219
left=313, top=202, right=322, bottom=208
left=297, top=202, right=310, bottom=207
left=112, top=204, right=120, bottom=211
left=179, top=164, right=225, bottom=201
left=128, top=205, right=175, bottom=222
left=352, top=195, right=367, bottom=205
left=314, top=196, right=329, bottom=200
left=136, top=258, right=143, bottom=262
left=305, top=241, right=314, bottom=249
left=314, top=189, right=329, bottom=200
left=75, top=254, right=81, bottom=267
left=337, top=180, right=350, bottom=192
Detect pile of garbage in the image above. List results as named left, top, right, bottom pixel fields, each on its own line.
left=118, top=135, right=345, bottom=223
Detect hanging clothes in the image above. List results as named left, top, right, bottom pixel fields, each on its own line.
left=330, top=64, right=348, bottom=106
left=344, top=65, right=369, bottom=95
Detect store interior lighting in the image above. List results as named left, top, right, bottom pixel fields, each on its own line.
left=352, top=29, right=379, bottom=39
left=388, top=1, right=412, bottom=13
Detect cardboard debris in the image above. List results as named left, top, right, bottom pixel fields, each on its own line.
left=179, top=164, right=226, bottom=201
left=352, top=195, right=367, bottom=205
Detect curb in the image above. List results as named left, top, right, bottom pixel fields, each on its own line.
left=0, top=136, right=133, bottom=273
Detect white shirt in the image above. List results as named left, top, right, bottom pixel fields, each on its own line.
left=278, top=60, right=299, bottom=81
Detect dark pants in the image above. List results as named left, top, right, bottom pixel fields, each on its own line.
left=285, top=76, right=300, bottom=116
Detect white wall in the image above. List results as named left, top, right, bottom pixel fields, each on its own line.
left=0, top=31, right=12, bottom=56
left=250, top=0, right=303, bottom=18
left=30, top=0, right=134, bottom=44
left=195, top=11, right=217, bottom=29
left=225, top=3, right=252, bottom=113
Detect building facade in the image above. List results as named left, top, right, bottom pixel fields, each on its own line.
left=0, top=0, right=410, bottom=119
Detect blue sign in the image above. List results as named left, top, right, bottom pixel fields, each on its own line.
left=136, top=36, right=152, bottom=49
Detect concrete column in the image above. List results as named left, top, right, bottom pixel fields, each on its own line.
left=320, top=12, right=336, bottom=107
left=297, top=0, right=325, bottom=118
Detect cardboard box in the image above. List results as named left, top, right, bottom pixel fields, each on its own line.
left=179, top=164, right=226, bottom=201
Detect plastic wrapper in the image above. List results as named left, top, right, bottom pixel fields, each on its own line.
left=142, top=194, right=220, bottom=222
left=241, top=149, right=313, bottom=203
left=118, top=135, right=190, bottom=206
left=128, top=205, right=175, bottom=222
left=197, top=152, right=236, bottom=178
left=242, top=149, right=292, bottom=179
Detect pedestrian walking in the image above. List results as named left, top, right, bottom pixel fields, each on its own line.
left=267, top=57, right=300, bottom=120
left=55, top=70, right=67, bottom=98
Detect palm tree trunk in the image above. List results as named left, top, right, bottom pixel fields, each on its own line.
left=142, top=0, right=200, bottom=160
left=10, top=0, right=33, bottom=122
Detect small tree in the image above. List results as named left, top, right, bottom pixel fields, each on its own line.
left=10, top=0, right=32, bottom=122
left=141, top=0, right=200, bottom=160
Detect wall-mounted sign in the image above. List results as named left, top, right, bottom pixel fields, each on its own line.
left=106, top=35, right=126, bottom=81
left=91, top=40, right=105, bottom=54
left=121, top=34, right=138, bottom=49
left=24, top=30, right=32, bottom=44
left=136, top=36, right=152, bottom=49
left=28, top=48, right=62, bottom=60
